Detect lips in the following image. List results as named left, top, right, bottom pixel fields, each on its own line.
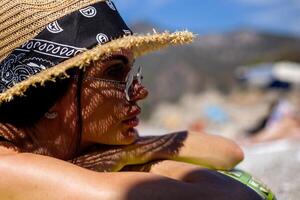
left=123, top=116, right=139, bottom=127
left=122, top=105, right=141, bottom=127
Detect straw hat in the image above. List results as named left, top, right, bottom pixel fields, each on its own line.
left=0, top=0, right=195, bottom=103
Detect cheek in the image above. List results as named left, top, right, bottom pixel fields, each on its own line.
left=81, top=81, right=129, bottom=139
left=81, top=83, right=126, bottom=121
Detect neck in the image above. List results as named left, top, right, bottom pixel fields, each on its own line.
left=0, top=79, right=81, bottom=160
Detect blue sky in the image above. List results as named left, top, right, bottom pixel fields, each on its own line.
left=115, top=0, right=300, bottom=36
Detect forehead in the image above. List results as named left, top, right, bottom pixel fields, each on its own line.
left=85, top=50, right=134, bottom=75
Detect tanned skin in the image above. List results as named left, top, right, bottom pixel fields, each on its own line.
left=0, top=51, right=261, bottom=200
left=72, top=51, right=244, bottom=172
left=0, top=51, right=243, bottom=171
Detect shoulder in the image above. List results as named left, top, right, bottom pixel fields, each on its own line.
left=0, top=146, right=18, bottom=155
left=0, top=137, right=19, bottom=155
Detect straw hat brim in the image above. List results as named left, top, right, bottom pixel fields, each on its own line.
left=0, top=31, right=195, bottom=103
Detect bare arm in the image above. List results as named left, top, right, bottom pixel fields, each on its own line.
left=0, top=148, right=203, bottom=200
left=73, top=131, right=244, bottom=172
left=124, top=160, right=261, bottom=200
left=174, top=131, right=244, bottom=170
left=0, top=147, right=259, bottom=200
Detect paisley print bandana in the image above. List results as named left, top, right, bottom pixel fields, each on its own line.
left=0, top=0, right=132, bottom=93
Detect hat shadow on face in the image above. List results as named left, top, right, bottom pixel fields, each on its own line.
left=0, top=70, right=76, bottom=127
left=0, top=0, right=194, bottom=104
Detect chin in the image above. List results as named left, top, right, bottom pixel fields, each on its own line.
left=93, top=128, right=139, bottom=145
left=115, top=128, right=139, bottom=145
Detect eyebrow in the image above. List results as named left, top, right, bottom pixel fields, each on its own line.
left=106, top=55, right=130, bottom=65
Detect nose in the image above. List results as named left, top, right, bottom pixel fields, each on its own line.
left=129, top=81, right=148, bottom=102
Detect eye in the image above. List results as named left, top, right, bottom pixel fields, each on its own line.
left=103, top=61, right=129, bottom=81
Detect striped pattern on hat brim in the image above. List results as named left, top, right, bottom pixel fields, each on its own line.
left=0, top=0, right=195, bottom=103
left=0, top=31, right=195, bottom=103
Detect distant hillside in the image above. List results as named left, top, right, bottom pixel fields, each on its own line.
left=131, top=21, right=161, bottom=33
left=130, top=22, right=300, bottom=118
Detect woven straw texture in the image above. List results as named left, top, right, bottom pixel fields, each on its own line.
left=0, top=0, right=106, bottom=62
left=0, top=0, right=195, bottom=103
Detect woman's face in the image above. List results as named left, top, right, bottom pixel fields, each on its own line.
left=80, top=51, right=148, bottom=145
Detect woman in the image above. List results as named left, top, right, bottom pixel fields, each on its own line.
left=0, top=0, right=270, bottom=199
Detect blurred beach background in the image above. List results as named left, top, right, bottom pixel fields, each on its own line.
left=117, top=0, right=300, bottom=199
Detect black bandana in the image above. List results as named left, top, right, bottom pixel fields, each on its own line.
left=0, top=0, right=132, bottom=93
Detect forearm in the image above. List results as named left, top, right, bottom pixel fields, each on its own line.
left=0, top=152, right=202, bottom=200
left=126, top=160, right=262, bottom=200
left=71, top=132, right=187, bottom=172
left=0, top=152, right=114, bottom=199
left=73, top=131, right=244, bottom=172
left=140, top=160, right=205, bottom=181
left=173, top=131, right=244, bottom=170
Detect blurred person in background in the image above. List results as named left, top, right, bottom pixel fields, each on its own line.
left=246, top=96, right=300, bottom=143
